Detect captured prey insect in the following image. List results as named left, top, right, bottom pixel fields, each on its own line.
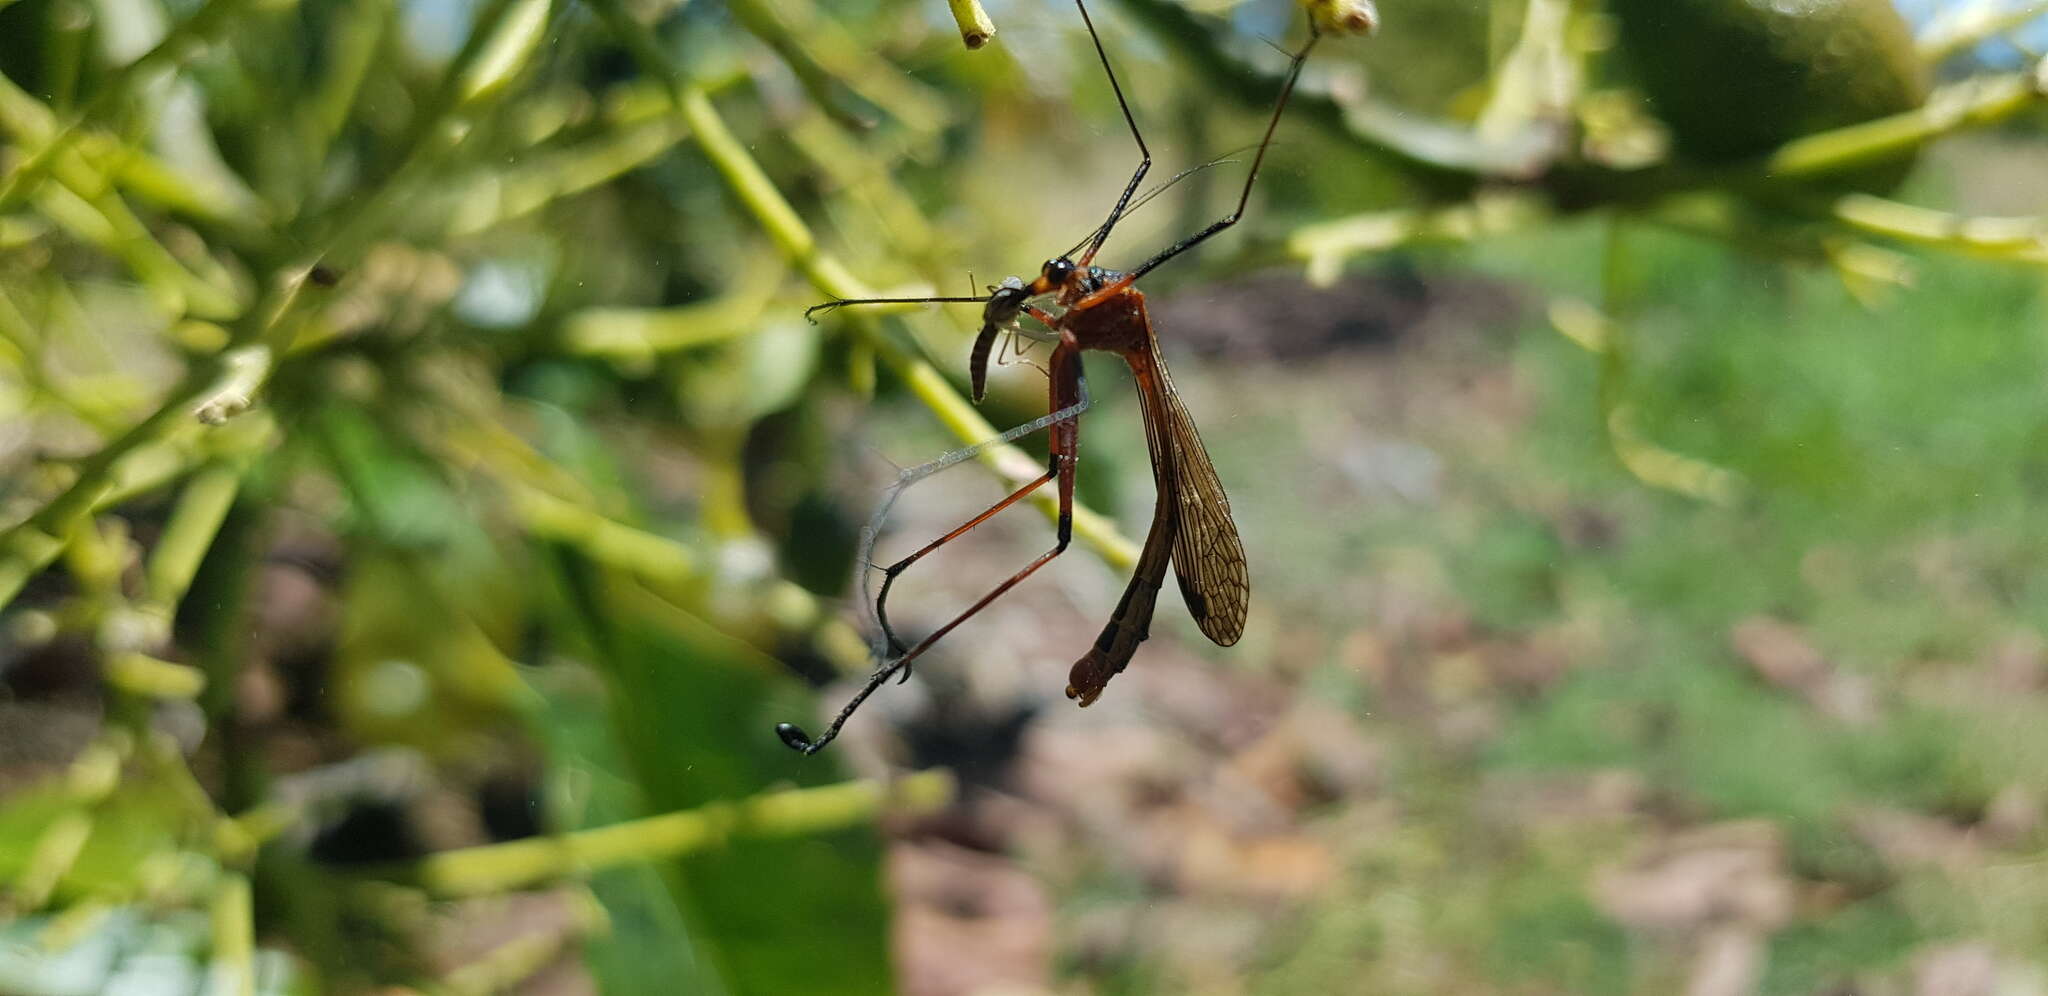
left=777, top=0, right=1322, bottom=754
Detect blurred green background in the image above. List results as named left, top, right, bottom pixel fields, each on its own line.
left=2, top=0, right=2047, bottom=992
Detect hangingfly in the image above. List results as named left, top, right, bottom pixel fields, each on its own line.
left=780, top=0, right=1322, bottom=754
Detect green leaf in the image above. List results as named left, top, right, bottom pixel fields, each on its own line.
left=531, top=546, right=893, bottom=996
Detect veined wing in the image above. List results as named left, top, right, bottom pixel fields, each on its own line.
left=1149, top=341, right=1249, bottom=646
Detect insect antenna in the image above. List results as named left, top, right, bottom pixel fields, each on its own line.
left=806, top=294, right=990, bottom=323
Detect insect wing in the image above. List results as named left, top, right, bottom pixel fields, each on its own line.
left=1151, top=345, right=1249, bottom=646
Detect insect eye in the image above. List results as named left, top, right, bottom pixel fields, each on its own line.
left=1043, top=258, right=1075, bottom=284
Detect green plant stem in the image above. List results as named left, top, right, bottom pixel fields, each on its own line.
left=190, top=346, right=273, bottom=425
left=427, top=368, right=876, bottom=673
left=0, top=385, right=267, bottom=615
left=142, top=464, right=242, bottom=618
left=211, top=873, right=256, bottom=996
left=382, top=771, right=955, bottom=898
left=303, top=0, right=391, bottom=167
left=447, top=115, right=694, bottom=237
left=275, top=0, right=556, bottom=299
left=0, top=0, right=262, bottom=212
left=510, top=481, right=700, bottom=583
left=457, top=0, right=553, bottom=107
left=785, top=110, right=945, bottom=267
left=1473, top=0, right=1576, bottom=146
left=1766, top=66, right=2046, bottom=180
left=0, top=363, right=213, bottom=611
left=722, top=0, right=869, bottom=130
left=0, top=283, right=126, bottom=432
left=45, top=0, right=88, bottom=111
left=724, top=0, right=948, bottom=134
left=948, top=0, right=997, bottom=48
left=35, top=900, right=115, bottom=953
left=1114, top=0, right=1483, bottom=190
left=0, top=75, right=247, bottom=317
left=1833, top=193, right=2048, bottom=261
left=583, top=0, right=1139, bottom=566
left=106, top=652, right=208, bottom=699
left=560, top=259, right=778, bottom=362
left=870, top=327, right=1138, bottom=567
left=1293, top=59, right=2048, bottom=279
left=0, top=70, right=264, bottom=231
left=1288, top=192, right=1550, bottom=283
left=507, top=480, right=872, bottom=672
left=445, top=927, right=581, bottom=996
left=16, top=811, right=93, bottom=910
left=0, top=0, right=560, bottom=614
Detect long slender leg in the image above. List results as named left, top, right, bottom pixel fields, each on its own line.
left=1074, top=0, right=1151, bottom=266
left=876, top=331, right=1081, bottom=658
left=781, top=342, right=1087, bottom=754
left=1073, top=21, right=1323, bottom=308
left=874, top=467, right=1055, bottom=657
left=876, top=308, right=1075, bottom=658
left=854, top=354, right=1091, bottom=656
left=879, top=460, right=1075, bottom=678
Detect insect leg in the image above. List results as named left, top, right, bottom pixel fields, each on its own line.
left=782, top=347, right=1088, bottom=754
left=1074, top=0, right=1151, bottom=265
left=1076, top=19, right=1323, bottom=307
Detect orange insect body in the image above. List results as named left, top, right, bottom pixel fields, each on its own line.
left=777, top=1, right=1316, bottom=754
left=1008, top=262, right=1249, bottom=706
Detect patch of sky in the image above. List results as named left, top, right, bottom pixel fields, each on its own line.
left=1896, top=0, right=2048, bottom=66
left=401, top=0, right=485, bottom=63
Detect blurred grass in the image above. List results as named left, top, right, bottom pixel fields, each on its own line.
left=1197, top=198, right=2048, bottom=991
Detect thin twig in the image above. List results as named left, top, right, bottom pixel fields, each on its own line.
left=380, top=771, right=956, bottom=897
left=948, top=0, right=997, bottom=48
left=1767, top=65, right=2045, bottom=180
left=0, top=0, right=262, bottom=213
left=0, top=0, right=569, bottom=615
